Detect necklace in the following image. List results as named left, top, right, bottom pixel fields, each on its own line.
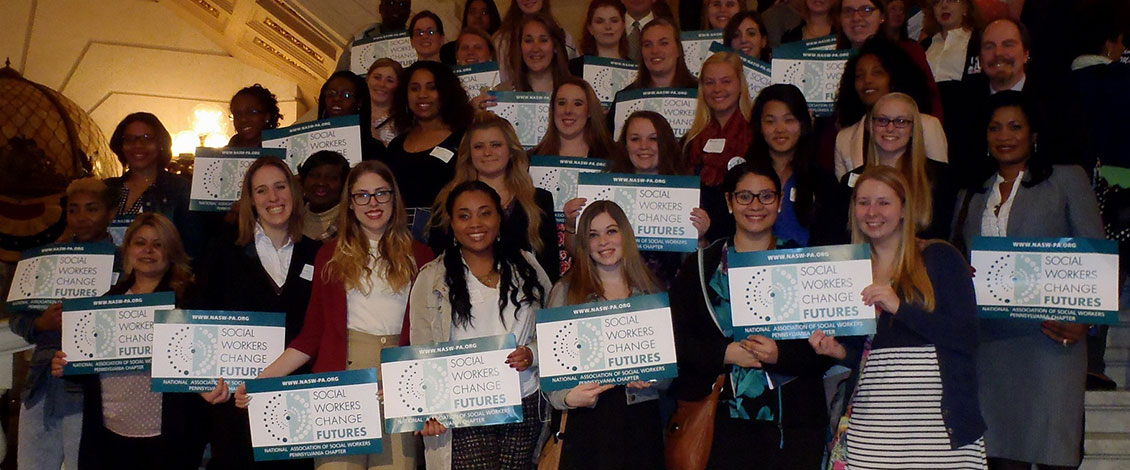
left=474, top=269, right=498, bottom=286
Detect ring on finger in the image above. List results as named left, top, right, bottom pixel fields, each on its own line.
left=1062, top=338, right=1069, bottom=347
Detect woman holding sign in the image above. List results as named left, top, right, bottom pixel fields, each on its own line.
left=51, top=213, right=204, bottom=470
left=367, top=58, right=403, bottom=146
left=544, top=200, right=666, bottom=469
left=235, top=160, right=434, bottom=470
left=492, top=0, right=578, bottom=82
left=809, top=166, right=988, bottom=468
left=684, top=52, right=755, bottom=189
left=668, top=161, right=833, bottom=469
left=532, top=78, right=621, bottom=159
left=410, top=181, right=551, bottom=470
left=952, top=91, right=1103, bottom=470
left=317, top=71, right=387, bottom=161
left=491, top=13, right=574, bottom=95
left=427, top=112, right=560, bottom=281
left=227, top=84, right=284, bottom=148
left=723, top=11, right=772, bottom=61
left=624, top=18, right=699, bottom=91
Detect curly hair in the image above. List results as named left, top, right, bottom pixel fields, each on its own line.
left=834, top=34, right=934, bottom=127
left=109, top=112, right=173, bottom=170
left=232, top=84, right=282, bottom=129
left=317, top=71, right=372, bottom=122
left=442, top=181, right=546, bottom=329
left=391, top=61, right=474, bottom=132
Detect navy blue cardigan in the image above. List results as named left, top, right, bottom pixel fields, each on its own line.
left=870, top=241, right=986, bottom=448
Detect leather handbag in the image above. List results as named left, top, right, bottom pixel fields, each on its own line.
left=537, top=411, right=568, bottom=470
left=664, top=375, right=726, bottom=470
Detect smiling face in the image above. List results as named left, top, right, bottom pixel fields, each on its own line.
left=586, top=211, right=624, bottom=267
left=457, top=33, right=493, bottom=65
left=731, top=17, right=767, bottom=58
left=466, top=0, right=493, bottom=31
left=250, top=165, right=294, bottom=232
left=854, top=178, right=903, bottom=245
left=470, top=126, right=512, bottom=180
left=854, top=54, right=891, bottom=108
left=66, top=191, right=112, bottom=242
left=842, top=0, right=883, bottom=46
left=521, top=21, right=555, bottom=74
left=451, top=190, right=501, bottom=255
left=517, top=0, right=544, bottom=14
left=367, top=66, right=398, bottom=107
left=701, top=62, right=741, bottom=120
left=323, top=77, right=360, bottom=118
left=588, top=5, right=625, bottom=50
left=642, top=24, right=680, bottom=78
left=625, top=117, right=660, bottom=173
left=870, top=98, right=914, bottom=156
left=230, top=93, right=270, bottom=142
left=980, top=20, right=1028, bottom=89
left=411, top=17, right=443, bottom=59
left=349, top=171, right=394, bottom=240
left=986, top=105, right=1032, bottom=168
left=760, top=100, right=802, bottom=156
left=126, top=225, right=170, bottom=280
left=706, top=0, right=741, bottom=29
left=302, top=163, right=345, bottom=212
left=727, top=173, right=779, bottom=237
left=121, top=121, right=161, bottom=171
left=407, top=69, right=440, bottom=122
left=554, top=83, right=589, bottom=140
left=933, top=0, right=968, bottom=31
left=886, top=0, right=906, bottom=30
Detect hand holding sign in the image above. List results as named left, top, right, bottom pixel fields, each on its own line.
left=35, top=302, right=63, bottom=332
left=564, top=382, right=616, bottom=407
left=860, top=283, right=900, bottom=315
left=808, top=330, right=847, bottom=360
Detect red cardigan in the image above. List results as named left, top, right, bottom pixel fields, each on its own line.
left=287, top=238, right=435, bottom=373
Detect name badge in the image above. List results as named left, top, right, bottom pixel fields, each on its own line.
left=430, top=146, right=455, bottom=163
left=703, top=138, right=726, bottom=154
left=300, top=264, right=314, bottom=281
left=789, top=186, right=797, bottom=202
left=847, top=173, right=860, bottom=188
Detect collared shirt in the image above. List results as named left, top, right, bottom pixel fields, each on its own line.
left=1070, top=54, right=1113, bottom=72
left=927, top=28, right=973, bottom=82
left=980, top=171, right=1024, bottom=237
left=346, top=243, right=410, bottom=336
left=990, top=74, right=1026, bottom=94
left=627, top=11, right=655, bottom=30
left=254, top=223, right=294, bottom=288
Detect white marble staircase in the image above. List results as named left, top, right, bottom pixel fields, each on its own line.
left=1081, top=310, right=1130, bottom=470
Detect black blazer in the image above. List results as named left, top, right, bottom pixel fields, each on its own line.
left=668, top=239, right=833, bottom=430
left=192, top=235, right=322, bottom=350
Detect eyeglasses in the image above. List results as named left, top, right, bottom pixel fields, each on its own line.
left=122, top=134, right=156, bottom=145
left=413, top=29, right=439, bottom=37
left=731, top=190, right=778, bottom=206
left=351, top=190, right=393, bottom=205
left=872, top=116, right=914, bottom=129
left=842, top=5, right=879, bottom=16
left=325, top=89, right=355, bottom=100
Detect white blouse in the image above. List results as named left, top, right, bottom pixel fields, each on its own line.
left=980, top=171, right=1024, bottom=237
left=346, top=244, right=410, bottom=336
left=926, top=28, right=973, bottom=82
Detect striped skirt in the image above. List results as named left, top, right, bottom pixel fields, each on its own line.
left=845, top=346, right=987, bottom=470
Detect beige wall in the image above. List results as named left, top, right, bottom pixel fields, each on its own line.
left=1, top=0, right=302, bottom=160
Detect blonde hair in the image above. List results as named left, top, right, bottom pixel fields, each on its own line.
left=121, top=212, right=194, bottom=299
left=430, top=113, right=547, bottom=254
left=684, top=52, right=753, bottom=149
left=864, top=92, right=932, bottom=233
left=563, top=201, right=660, bottom=304
left=236, top=156, right=306, bottom=246
left=324, top=161, right=417, bottom=293
left=66, top=177, right=116, bottom=209
left=849, top=166, right=935, bottom=311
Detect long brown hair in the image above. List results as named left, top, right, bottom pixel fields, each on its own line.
left=430, top=113, right=547, bottom=254
left=849, top=166, right=935, bottom=311
left=236, top=156, right=305, bottom=246
left=580, top=0, right=630, bottom=58
left=121, top=212, right=194, bottom=299
left=324, top=161, right=417, bottom=293
left=510, top=13, right=573, bottom=92
left=531, top=77, right=621, bottom=160
left=629, top=18, right=698, bottom=89
left=864, top=93, right=932, bottom=233
left=563, top=201, right=660, bottom=304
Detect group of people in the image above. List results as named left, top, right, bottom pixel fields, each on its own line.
left=12, top=0, right=1130, bottom=470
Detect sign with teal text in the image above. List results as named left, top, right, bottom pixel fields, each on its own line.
left=728, top=244, right=876, bottom=339
left=61, top=292, right=175, bottom=375
left=247, top=369, right=383, bottom=461
left=681, top=30, right=725, bottom=78
left=708, top=42, right=772, bottom=99
left=771, top=39, right=851, bottom=116
left=582, top=56, right=638, bottom=107
left=528, top=156, right=607, bottom=223
left=488, top=91, right=551, bottom=148
left=536, top=294, right=678, bottom=391
left=381, top=334, right=523, bottom=433
left=350, top=31, right=416, bottom=74
left=150, top=310, right=286, bottom=392
left=971, top=237, right=1119, bottom=324
left=576, top=173, right=701, bottom=252
left=612, top=88, right=698, bottom=139
left=454, top=61, right=501, bottom=100
left=7, top=243, right=116, bottom=311
left=190, top=147, right=286, bottom=211
left=262, top=116, right=364, bottom=171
